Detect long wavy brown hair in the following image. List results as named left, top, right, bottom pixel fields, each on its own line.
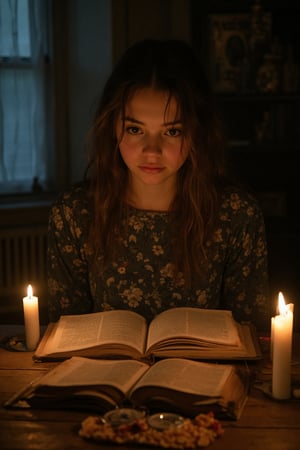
left=84, top=39, right=229, bottom=284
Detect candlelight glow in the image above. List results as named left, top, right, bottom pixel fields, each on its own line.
left=278, top=291, right=288, bottom=315
left=23, top=284, right=40, bottom=350
left=27, top=284, right=33, bottom=298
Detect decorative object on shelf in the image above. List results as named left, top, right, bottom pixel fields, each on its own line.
left=282, top=45, right=300, bottom=93
left=208, top=1, right=298, bottom=95
left=256, top=53, right=280, bottom=93
left=208, top=14, right=251, bottom=93
left=255, top=37, right=283, bottom=93
left=254, top=110, right=274, bottom=144
left=249, top=0, right=272, bottom=56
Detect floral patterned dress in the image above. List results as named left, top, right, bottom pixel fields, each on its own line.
left=47, top=182, right=270, bottom=330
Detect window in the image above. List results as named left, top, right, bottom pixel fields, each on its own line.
left=0, top=0, right=50, bottom=194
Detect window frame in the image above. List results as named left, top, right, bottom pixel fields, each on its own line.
left=0, top=0, right=70, bottom=203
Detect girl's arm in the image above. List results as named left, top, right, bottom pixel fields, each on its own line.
left=47, top=188, right=93, bottom=321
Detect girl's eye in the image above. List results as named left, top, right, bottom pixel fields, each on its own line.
left=126, top=126, right=142, bottom=135
left=166, top=128, right=182, bottom=137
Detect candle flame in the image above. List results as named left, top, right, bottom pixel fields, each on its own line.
left=27, top=284, right=33, bottom=298
left=278, top=291, right=288, bottom=315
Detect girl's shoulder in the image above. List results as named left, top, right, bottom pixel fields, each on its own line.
left=221, top=184, right=260, bottom=206
left=219, top=185, right=263, bottom=219
left=52, top=181, right=90, bottom=208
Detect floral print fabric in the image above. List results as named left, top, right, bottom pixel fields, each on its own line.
left=47, top=183, right=270, bottom=330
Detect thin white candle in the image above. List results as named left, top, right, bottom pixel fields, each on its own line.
left=272, top=292, right=294, bottom=400
left=23, top=284, right=40, bottom=351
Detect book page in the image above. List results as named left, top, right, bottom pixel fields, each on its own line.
left=38, top=357, right=150, bottom=394
left=43, top=310, right=147, bottom=354
left=146, top=307, right=241, bottom=351
left=130, top=358, right=233, bottom=397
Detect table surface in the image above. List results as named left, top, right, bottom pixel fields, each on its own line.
left=0, top=325, right=299, bottom=450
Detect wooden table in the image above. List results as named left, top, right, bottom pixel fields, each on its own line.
left=0, top=325, right=299, bottom=450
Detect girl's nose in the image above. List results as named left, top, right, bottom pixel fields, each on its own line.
left=142, top=135, right=162, bottom=154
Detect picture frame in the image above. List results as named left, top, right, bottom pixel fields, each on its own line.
left=208, top=14, right=251, bottom=93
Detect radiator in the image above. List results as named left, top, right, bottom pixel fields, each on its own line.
left=0, top=225, right=48, bottom=299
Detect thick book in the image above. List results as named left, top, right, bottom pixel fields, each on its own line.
left=33, top=307, right=262, bottom=362
left=4, top=356, right=250, bottom=420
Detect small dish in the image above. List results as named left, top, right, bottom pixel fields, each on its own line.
left=147, top=412, right=185, bottom=430
left=103, top=408, right=145, bottom=426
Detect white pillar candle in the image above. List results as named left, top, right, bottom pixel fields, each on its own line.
left=272, top=292, right=294, bottom=400
left=23, top=284, right=40, bottom=351
left=270, top=316, right=274, bottom=360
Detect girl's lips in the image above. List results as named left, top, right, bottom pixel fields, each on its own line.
left=139, top=166, right=165, bottom=173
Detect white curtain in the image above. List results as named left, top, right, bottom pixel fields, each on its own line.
left=0, top=0, right=47, bottom=193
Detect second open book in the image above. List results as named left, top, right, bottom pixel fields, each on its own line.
left=34, top=307, right=261, bottom=361
left=5, top=356, right=249, bottom=420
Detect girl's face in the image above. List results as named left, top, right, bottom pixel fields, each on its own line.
left=116, top=88, right=189, bottom=193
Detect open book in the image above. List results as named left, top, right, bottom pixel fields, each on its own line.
left=4, top=356, right=250, bottom=420
left=34, top=307, right=261, bottom=362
